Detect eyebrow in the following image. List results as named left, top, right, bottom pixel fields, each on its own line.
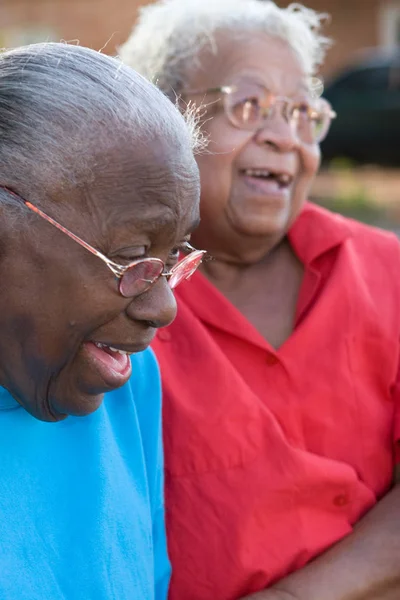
left=118, top=210, right=175, bottom=234
left=114, top=213, right=200, bottom=242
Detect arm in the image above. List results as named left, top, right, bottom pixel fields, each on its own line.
left=241, top=472, right=400, bottom=600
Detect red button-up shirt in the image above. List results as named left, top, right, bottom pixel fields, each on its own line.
left=152, top=203, right=400, bottom=600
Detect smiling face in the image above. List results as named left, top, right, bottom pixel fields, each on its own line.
left=0, top=134, right=199, bottom=421
left=186, top=33, right=321, bottom=264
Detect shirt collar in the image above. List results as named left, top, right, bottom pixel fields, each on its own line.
left=288, top=202, right=353, bottom=265
left=176, top=202, right=353, bottom=342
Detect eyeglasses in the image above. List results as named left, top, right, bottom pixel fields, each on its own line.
left=1, top=187, right=206, bottom=298
left=186, top=79, right=337, bottom=144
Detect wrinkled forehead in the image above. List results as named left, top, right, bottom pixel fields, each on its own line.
left=185, top=31, right=308, bottom=95
left=74, top=133, right=200, bottom=242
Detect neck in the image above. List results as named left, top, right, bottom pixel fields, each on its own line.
left=201, top=236, right=289, bottom=290
left=191, top=224, right=286, bottom=269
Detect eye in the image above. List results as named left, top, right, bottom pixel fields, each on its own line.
left=289, top=99, right=329, bottom=144
left=166, top=241, right=194, bottom=267
left=230, top=96, right=262, bottom=126
left=112, top=246, right=147, bottom=263
left=179, top=241, right=196, bottom=255
left=291, top=102, right=312, bottom=119
left=310, top=112, right=326, bottom=139
left=226, top=82, right=271, bottom=128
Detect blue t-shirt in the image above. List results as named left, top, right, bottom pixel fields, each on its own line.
left=0, top=348, right=170, bottom=600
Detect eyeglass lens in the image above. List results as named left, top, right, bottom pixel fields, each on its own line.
left=225, top=81, right=331, bottom=143
left=119, top=260, right=164, bottom=298
left=119, top=251, right=205, bottom=298
left=168, top=251, right=205, bottom=289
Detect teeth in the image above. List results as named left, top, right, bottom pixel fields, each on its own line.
left=108, top=346, right=119, bottom=353
left=244, top=169, right=292, bottom=186
left=109, top=346, right=132, bottom=356
left=277, top=174, right=291, bottom=185
left=244, top=168, right=270, bottom=178
left=93, top=342, right=133, bottom=355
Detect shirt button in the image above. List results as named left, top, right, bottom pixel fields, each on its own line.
left=333, top=494, right=349, bottom=507
left=266, top=353, right=279, bottom=365
left=157, top=329, right=171, bottom=342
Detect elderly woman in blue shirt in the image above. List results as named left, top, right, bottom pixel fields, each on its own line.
left=0, top=42, right=202, bottom=599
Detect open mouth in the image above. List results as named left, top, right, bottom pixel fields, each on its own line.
left=82, top=340, right=135, bottom=389
left=241, top=168, right=293, bottom=189
left=93, top=342, right=134, bottom=356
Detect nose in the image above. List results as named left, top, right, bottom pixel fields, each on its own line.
left=254, top=107, right=299, bottom=153
left=125, top=278, right=177, bottom=329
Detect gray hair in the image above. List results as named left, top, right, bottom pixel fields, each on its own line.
left=119, top=0, right=331, bottom=99
left=0, top=42, right=200, bottom=207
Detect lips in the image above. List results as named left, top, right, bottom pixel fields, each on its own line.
left=81, top=341, right=134, bottom=390
left=239, top=167, right=293, bottom=199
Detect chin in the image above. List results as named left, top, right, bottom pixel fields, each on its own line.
left=237, top=213, right=290, bottom=238
left=16, top=399, right=68, bottom=424
left=230, top=198, right=292, bottom=236
left=50, top=392, right=106, bottom=420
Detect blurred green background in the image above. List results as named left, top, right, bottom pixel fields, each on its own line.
left=311, top=161, right=400, bottom=232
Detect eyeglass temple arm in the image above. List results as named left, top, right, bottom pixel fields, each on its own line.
left=1, top=186, right=126, bottom=278
left=160, top=249, right=207, bottom=281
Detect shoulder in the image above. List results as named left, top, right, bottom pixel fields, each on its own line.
left=291, top=205, right=400, bottom=308
left=300, top=202, right=400, bottom=258
left=335, top=211, right=400, bottom=273
left=304, top=202, right=396, bottom=238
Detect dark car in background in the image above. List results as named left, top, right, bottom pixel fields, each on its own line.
left=321, top=49, right=400, bottom=167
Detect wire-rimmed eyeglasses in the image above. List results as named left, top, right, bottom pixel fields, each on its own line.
left=185, top=78, right=337, bottom=144
left=1, top=186, right=206, bottom=298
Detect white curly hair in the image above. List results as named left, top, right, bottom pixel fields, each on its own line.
left=119, top=0, right=331, bottom=98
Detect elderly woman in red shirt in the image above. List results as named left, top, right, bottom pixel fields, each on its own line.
left=120, top=1, right=400, bottom=599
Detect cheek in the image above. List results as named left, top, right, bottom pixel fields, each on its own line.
left=299, top=143, right=320, bottom=181
left=289, top=145, right=320, bottom=223
left=196, top=120, right=250, bottom=206
left=27, top=284, right=119, bottom=364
